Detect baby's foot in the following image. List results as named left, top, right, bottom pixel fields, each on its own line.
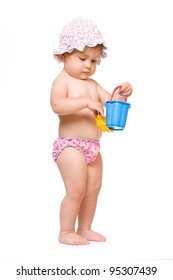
left=58, top=231, right=89, bottom=245
left=77, top=229, right=106, bottom=242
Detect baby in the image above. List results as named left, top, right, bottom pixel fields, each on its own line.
left=51, top=18, right=132, bottom=245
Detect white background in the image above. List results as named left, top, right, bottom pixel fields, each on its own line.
left=0, top=0, right=173, bottom=279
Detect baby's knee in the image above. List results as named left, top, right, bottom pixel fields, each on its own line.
left=88, top=182, right=102, bottom=196
left=68, top=187, right=86, bottom=201
left=93, top=183, right=102, bottom=194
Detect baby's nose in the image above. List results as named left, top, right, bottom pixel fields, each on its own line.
left=85, top=60, right=92, bottom=68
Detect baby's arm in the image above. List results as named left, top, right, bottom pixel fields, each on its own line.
left=96, top=82, right=133, bottom=105
left=50, top=76, right=104, bottom=116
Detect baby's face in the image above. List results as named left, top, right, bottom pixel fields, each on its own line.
left=63, top=45, right=102, bottom=80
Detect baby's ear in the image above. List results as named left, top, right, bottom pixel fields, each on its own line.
left=58, top=54, right=66, bottom=62
left=59, top=53, right=66, bottom=61
left=54, top=53, right=66, bottom=62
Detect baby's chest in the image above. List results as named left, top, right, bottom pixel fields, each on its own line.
left=68, top=83, right=99, bottom=101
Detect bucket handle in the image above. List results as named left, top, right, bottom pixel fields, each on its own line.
left=110, top=85, right=127, bottom=102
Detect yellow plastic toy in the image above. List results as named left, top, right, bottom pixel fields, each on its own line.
left=96, top=114, right=114, bottom=132
left=96, top=85, right=122, bottom=132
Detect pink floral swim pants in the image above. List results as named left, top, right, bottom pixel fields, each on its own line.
left=52, top=136, right=100, bottom=165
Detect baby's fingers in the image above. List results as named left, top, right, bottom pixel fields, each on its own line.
left=119, top=82, right=133, bottom=97
left=97, top=106, right=104, bottom=116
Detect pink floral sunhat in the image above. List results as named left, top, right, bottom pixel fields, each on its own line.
left=53, top=18, right=107, bottom=61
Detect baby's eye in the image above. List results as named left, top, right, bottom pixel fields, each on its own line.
left=79, top=57, right=86, bottom=61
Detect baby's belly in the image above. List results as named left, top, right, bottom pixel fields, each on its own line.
left=58, top=111, right=102, bottom=140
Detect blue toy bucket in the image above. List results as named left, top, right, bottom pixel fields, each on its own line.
left=106, top=86, right=131, bottom=130
left=106, top=100, right=131, bottom=130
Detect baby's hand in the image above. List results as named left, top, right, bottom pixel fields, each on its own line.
left=119, top=82, right=133, bottom=98
left=87, top=100, right=104, bottom=116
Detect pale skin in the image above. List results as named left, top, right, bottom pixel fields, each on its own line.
left=50, top=45, right=132, bottom=245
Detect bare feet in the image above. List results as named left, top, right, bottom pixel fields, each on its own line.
left=58, top=231, right=89, bottom=245
left=77, top=229, right=106, bottom=242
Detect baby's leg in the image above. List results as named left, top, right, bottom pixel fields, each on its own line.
left=77, top=153, right=106, bottom=242
left=56, top=147, right=89, bottom=245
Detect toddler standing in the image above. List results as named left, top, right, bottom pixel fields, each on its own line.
left=51, top=18, right=132, bottom=245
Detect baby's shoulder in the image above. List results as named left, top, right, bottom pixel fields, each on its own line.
left=52, top=72, right=68, bottom=87
left=51, top=74, right=70, bottom=97
left=88, top=77, right=96, bottom=83
left=87, top=77, right=98, bottom=87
